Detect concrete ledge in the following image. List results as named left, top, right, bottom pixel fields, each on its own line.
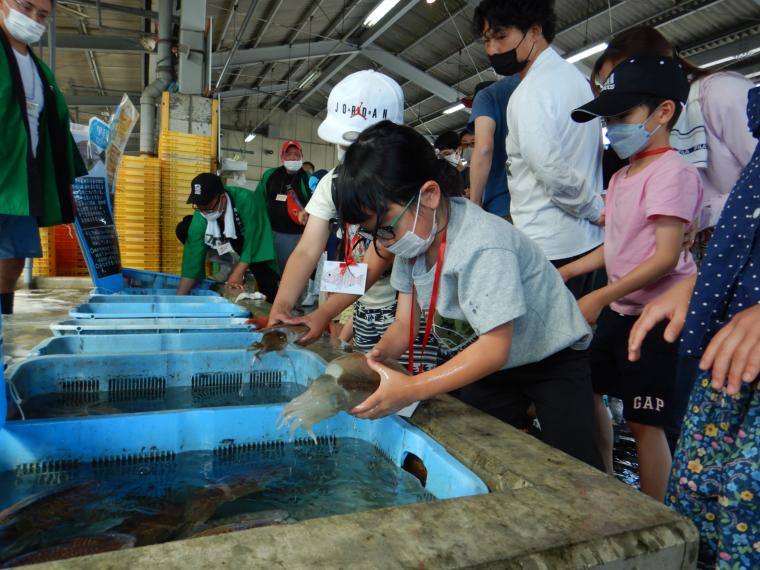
left=33, top=396, right=699, bottom=569
left=16, top=277, right=93, bottom=290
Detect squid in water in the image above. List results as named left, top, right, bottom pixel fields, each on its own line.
left=277, top=353, right=410, bottom=442
left=247, top=324, right=309, bottom=360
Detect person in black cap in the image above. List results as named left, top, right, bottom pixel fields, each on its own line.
left=177, top=172, right=280, bottom=300
left=559, top=56, right=704, bottom=501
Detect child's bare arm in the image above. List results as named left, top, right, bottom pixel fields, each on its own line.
left=558, top=246, right=605, bottom=282
left=577, top=217, right=686, bottom=324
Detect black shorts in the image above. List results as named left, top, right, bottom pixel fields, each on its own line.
left=455, top=348, right=604, bottom=471
left=590, top=308, right=683, bottom=428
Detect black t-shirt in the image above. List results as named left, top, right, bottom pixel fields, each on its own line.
left=265, top=166, right=311, bottom=234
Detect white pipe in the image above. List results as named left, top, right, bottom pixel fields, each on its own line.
left=140, top=0, right=173, bottom=154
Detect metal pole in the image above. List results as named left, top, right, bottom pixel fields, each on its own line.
left=207, top=16, right=213, bottom=93
left=215, top=0, right=259, bottom=89
left=23, top=259, right=33, bottom=289
left=47, top=2, right=56, bottom=71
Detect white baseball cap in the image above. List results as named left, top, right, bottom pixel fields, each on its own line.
left=318, top=70, right=405, bottom=145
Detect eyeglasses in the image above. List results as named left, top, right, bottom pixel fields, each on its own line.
left=358, top=194, right=417, bottom=241
left=192, top=194, right=222, bottom=214
left=11, top=0, right=50, bottom=24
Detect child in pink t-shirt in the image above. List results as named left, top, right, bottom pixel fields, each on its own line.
left=562, top=56, right=703, bottom=502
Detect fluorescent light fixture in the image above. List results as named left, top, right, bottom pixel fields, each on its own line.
left=442, top=103, right=465, bottom=115
left=426, top=0, right=436, bottom=3
left=745, top=70, right=760, bottom=79
left=700, top=47, right=760, bottom=69
left=298, top=69, right=321, bottom=90
left=244, top=132, right=256, bottom=143
left=565, top=42, right=608, bottom=64
left=364, top=0, right=402, bottom=27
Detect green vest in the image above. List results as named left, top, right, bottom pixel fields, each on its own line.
left=181, top=185, right=279, bottom=280
left=0, top=31, right=87, bottom=226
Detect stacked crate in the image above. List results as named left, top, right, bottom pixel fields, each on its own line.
left=158, top=131, right=215, bottom=274
left=114, top=156, right=162, bottom=271
left=32, top=227, right=56, bottom=277
left=54, top=225, right=89, bottom=277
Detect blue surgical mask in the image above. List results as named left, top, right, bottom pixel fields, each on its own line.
left=605, top=109, right=663, bottom=159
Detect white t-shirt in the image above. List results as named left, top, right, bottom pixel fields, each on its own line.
left=13, top=48, right=44, bottom=157
left=305, top=168, right=397, bottom=308
left=506, top=47, right=604, bottom=260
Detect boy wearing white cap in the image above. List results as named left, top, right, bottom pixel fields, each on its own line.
left=269, top=71, right=434, bottom=363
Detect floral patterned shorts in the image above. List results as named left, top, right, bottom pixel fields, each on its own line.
left=667, top=371, right=759, bottom=569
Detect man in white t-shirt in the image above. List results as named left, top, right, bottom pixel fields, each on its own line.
left=474, top=0, right=605, bottom=298
left=267, top=70, right=406, bottom=343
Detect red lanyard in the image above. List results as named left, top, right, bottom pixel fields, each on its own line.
left=407, top=227, right=447, bottom=373
left=632, top=147, right=673, bottom=161
left=340, top=224, right=362, bottom=274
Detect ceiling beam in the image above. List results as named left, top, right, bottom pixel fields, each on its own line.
left=217, top=83, right=292, bottom=99
left=66, top=95, right=124, bottom=106
left=362, top=46, right=464, bottom=103
left=59, top=0, right=180, bottom=22
left=212, top=39, right=359, bottom=69
left=683, top=25, right=760, bottom=67
left=39, top=33, right=145, bottom=53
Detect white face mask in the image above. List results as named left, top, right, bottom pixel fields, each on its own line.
left=336, top=145, right=347, bottom=163
left=461, top=147, right=473, bottom=163
left=4, top=3, right=46, bottom=45
left=384, top=193, right=437, bottom=259
left=443, top=152, right=461, bottom=168
left=202, top=210, right=223, bottom=221
left=283, top=160, right=303, bottom=172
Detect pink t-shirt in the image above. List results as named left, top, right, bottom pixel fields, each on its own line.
left=604, top=150, right=704, bottom=315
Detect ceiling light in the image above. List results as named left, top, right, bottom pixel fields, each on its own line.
left=426, top=0, right=437, bottom=3
left=700, top=47, right=760, bottom=69
left=244, top=132, right=256, bottom=143
left=442, top=103, right=465, bottom=115
left=745, top=70, right=760, bottom=79
left=565, top=42, right=608, bottom=64
left=298, top=69, right=321, bottom=90
left=364, top=0, right=402, bottom=28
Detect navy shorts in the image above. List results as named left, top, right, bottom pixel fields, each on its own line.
left=0, top=215, right=42, bottom=259
left=590, top=308, right=684, bottom=428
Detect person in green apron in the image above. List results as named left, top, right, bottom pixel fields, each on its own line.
left=0, top=0, right=87, bottom=314
left=177, top=173, right=280, bottom=300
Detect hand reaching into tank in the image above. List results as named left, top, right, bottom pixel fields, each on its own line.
left=225, top=267, right=246, bottom=290
left=267, top=302, right=297, bottom=327
left=699, top=304, right=760, bottom=395
left=289, top=308, right=330, bottom=345
left=350, top=358, right=417, bottom=420
left=366, top=347, right=391, bottom=364
left=628, top=274, right=696, bottom=362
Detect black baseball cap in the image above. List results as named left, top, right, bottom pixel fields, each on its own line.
left=571, top=55, right=690, bottom=123
left=187, top=173, right=225, bottom=205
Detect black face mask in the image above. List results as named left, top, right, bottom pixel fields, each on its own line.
left=487, top=31, right=533, bottom=76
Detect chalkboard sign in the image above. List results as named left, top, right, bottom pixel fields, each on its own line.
left=72, top=176, right=122, bottom=279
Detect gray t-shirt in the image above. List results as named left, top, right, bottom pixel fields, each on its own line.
left=391, top=198, right=592, bottom=369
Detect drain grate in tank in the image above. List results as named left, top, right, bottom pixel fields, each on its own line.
left=57, top=379, right=100, bottom=402
left=192, top=372, right=243, bottom=395
left=15, top=459, right=80, bottom=476
left=91, top=450, right=176, bottom=467
left=250, top=370, right=285, bottom=386
left=15, top=471, right=77, bottom=487
left=107, top=376, right=166, bottom=401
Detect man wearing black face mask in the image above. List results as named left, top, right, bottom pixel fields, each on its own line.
left=473, top=0, right=604, bottom=299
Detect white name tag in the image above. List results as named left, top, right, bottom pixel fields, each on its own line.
left=216, top=242, right=234, bottom=255
left=26, top=101, right=40, bottom=116
left=275, top=193, right=288, bottom=202
left=320, top=261, right=367, bottom=295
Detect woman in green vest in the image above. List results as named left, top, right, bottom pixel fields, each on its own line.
left=0, top=0, right=87, bottom=314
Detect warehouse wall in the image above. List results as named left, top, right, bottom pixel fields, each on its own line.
left=221, top=109, right=339, bottom=185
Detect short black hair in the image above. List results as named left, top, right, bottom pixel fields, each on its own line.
left=333, top=121, right=462, bottom=232
left=459, top=130, right=473, bottom=142
left=641, top=97, right=683, bottom=131
left=473, top=0, right=557, bottom=43
left=303, top=161, right=315, bottom=170
left=473, top=81, right=494, bottom=99
left=434, top=131, right=460, bottom=151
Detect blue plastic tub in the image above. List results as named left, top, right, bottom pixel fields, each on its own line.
left=93, top=287, right=218, bottom=297
left=122, top=268, right=216, bottom=290
left=30, top=332, right=263, bottom=356
left=51, top=318, right=255, bottom=335
left=8, top=347, right=321, bottom=402
left=69, top=301, right=249, bottom=319
left=87, top=295, right=233, bottom=305
left=0, top=406, right=488, bottom=500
